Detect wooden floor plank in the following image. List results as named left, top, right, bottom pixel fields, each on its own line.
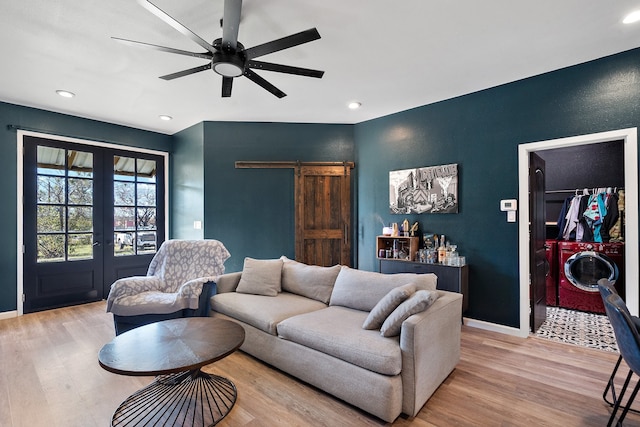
left=1, top=301, right=639, bottom=426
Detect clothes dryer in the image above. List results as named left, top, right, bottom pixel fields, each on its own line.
left=545, top=240, right=558, bottom=306
left=557, top=241, right=625, bottom=313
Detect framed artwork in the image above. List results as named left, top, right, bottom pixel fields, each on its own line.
left=389, top=163, right=458, bottom=214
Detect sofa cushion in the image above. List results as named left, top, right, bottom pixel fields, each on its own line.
left=362, top=283, right=416, bottom=330
left=380, top=290, right=439, bottom=337
left=277, top=306, right=402, bottom=376
left=211, top=291, right=326, bottom=335
left=236, top=257, right=283, bottom=296
left=330, top=266, right=437, bottom=311
left=280, top=256, right=341, bottom=304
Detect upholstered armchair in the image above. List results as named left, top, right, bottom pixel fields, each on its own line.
left=106, top=239, right=230, bottom=335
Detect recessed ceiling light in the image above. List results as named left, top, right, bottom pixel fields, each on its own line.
left=56, top=90, right=75, bottom=98
left=348, top=101, right=362, bottom=110
left=159, top=115, right=173, bottom=121
left=623, top=10, right=640, bottom=24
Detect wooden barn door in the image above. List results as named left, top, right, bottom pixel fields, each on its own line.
left=295, top=164, right=352, bottom=266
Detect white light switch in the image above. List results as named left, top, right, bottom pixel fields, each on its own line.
left=193, top=220, right=202, bottom=230
left=507, top=211, right=517, bottom=222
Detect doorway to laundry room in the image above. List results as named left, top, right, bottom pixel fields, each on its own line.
left=518, top=127, right=639, bottom=351
left=534, top=141, right=624, bottom=350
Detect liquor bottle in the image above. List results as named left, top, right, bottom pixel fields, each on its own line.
left=393, top=239, right=399, bottom=259
left=438, top=235, right=446, bottom=263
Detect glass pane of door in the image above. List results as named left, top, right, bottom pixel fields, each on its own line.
left=36, top=146, right=94, bottom=262
left=113, top=156, right=158, bottom=256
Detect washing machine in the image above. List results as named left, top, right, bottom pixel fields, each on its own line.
left=557, top=241, right=625, bottom=313
left=545, top=240, right=558, bottom=306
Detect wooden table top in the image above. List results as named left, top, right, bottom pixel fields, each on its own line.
left=98, top=317, right=245, bottom=376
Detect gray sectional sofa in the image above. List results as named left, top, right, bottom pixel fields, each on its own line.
left=209, top=256, right=463, bottom=422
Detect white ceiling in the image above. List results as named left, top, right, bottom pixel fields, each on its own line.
left=2, top=1, right=640, bottom=135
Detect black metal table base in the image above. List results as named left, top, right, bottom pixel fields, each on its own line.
left=112, top=370, right=237, bottom=427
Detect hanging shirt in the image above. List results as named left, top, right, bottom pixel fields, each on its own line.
left=601, top=193, right=619, bottom=242
left=609, top=190, right=624, bottom=242
left=562, top=195, right=582, bottom=240
left=556, top=197, right=572, bottom=240
left=583, top=193, right=607, bottom=243
left=577, top=195, right=593, bottom=242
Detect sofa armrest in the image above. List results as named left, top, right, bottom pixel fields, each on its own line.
left=214, top=271, right=242, bottom=293
left=399, top=290, right=462, bottom=417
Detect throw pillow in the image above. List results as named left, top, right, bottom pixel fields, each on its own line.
left=362, top=283, right=416, bottom=330
left=236, top=257, right=283, bottom=297
left=380, top=290, right=439, bottom=337
left=329, top=266, right=437, bottom=312
left=280, top=256, right=341, bottom=304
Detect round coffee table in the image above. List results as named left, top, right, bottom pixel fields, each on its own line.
left=98, top=317, right=245, bottom=427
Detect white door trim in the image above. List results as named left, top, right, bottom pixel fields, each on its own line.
left=16, top=130, right=169, bottom=316
left=517, top=128, right=639, bottom=337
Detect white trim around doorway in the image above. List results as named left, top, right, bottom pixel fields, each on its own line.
left=15, top=130, right=170, bottom=317
left=517, top=128, right=639, bottom=338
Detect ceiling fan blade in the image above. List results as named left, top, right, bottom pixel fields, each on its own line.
left=222, top=0, right=242, bottom=52
left=112, top=37, right=213, bottom=60
left=160, top=63, right=212, bottom=80
left=222, top=77, right=233, bottom=97
left=138, top=0, right=216, bottom=54
left=244, top=69, right=286, bottom=98
left=247, top=60, right=324, bottom=78
left=244, top=28, right=321, bottom=60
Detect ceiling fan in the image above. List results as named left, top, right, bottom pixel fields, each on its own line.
left=113, top=0, right=324, bottom=98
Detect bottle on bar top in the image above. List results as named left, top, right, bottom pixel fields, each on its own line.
left=438, top=234, right=446, bottom=263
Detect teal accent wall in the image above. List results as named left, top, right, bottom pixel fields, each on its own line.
left=171, top=122, right=205, bottom=239
left=200, top=121, right=354, bottom=272
left=0, top=101, right=171, bottom=312
left=355, top=47, right=640, bottom=327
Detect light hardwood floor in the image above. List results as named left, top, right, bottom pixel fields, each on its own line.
left=1, top=301, right=639, bottom=426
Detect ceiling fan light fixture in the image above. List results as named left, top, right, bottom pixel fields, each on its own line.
left=56, top=90, right=75, bottom=98
left=213, top=62, right=244, bottom=77
left=212, top=52, right=245, bottom=77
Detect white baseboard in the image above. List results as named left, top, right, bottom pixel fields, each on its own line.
left=0, top=310, right=18, bottom=321
left=463, top=317, right=528, bottom=338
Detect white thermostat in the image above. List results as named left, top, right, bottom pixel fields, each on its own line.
left=500, top=199, right=518, bottom=211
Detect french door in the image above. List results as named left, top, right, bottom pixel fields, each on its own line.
left=22, top=136, right=165, bottom=313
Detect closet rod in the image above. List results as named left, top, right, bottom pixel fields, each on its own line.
left=545, top=187, right=623, bottom=194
